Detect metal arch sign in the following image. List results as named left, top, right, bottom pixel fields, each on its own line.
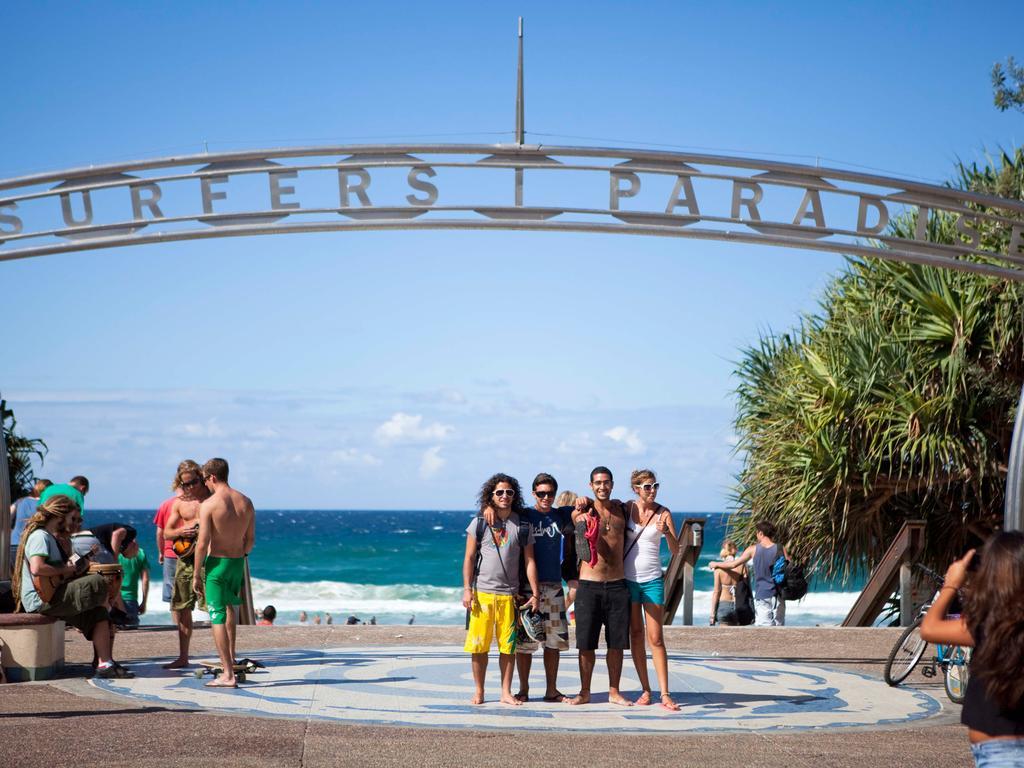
left=2, top=143, right=1024, bottom=280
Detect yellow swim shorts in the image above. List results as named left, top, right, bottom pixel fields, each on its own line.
left=463, top=591, right=517, bottom=655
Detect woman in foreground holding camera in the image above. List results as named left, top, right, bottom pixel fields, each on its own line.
left=920, top=532, right=1024, bottom=767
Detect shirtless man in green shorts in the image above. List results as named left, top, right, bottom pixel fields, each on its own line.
left=192, top=458, right=255, bottom=688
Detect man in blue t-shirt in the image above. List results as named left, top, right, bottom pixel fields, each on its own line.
left=10, top=479, right=51, bottom=564
left=514, top=472, right=574, bottom=702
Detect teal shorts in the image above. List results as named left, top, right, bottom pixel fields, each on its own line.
left=626, top=577, right=664, bottom=605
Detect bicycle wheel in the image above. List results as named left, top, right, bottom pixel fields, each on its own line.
left=884, top=617, right=929, bottom=686
left=944, top=646, right=971, bottom=704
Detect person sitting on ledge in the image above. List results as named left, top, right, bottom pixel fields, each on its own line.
left=11, top=495, right=134, bottom=678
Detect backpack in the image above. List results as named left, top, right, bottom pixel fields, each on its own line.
left=733, top=577, right=755, bottom=626
left=771, top=555, right=808, bottom=601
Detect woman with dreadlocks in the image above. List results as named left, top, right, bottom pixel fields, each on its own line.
left=12, top=494, right=134, bottom=678
left=921, top=532, right=1024, bottom=766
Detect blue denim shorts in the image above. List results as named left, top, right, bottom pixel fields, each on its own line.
left=626, top=577, right=665, bottom=605
left=971, top=738, right=1024, bottom=767
left=162, top=556, right=177, bottom=602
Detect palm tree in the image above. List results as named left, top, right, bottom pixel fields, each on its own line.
left=2, top=396, right=47, bottom=501
left=729, top=149, right=1024, bottom=582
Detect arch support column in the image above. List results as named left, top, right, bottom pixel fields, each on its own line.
left=0, top=423, right=11, bottom=580
left=1005, top=384, right=1024, bottom=532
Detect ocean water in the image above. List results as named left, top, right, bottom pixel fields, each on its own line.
left=96, top=509, right=865, bottom=627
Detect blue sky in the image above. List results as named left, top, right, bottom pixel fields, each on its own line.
left=2, top=1, right=1021, bottom=509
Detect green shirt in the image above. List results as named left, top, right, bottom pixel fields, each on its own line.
left=118, top=548, right=149, bottom=602
left=38, top=483, right=86, bottom=517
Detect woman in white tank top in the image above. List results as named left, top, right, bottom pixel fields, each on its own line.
left=624, top=469, right=680, bottom=710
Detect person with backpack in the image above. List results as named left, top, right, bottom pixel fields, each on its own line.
left=486, top=472, right=574, bottom=703
left=461, top=473, right=539, bottom=705
left=709, top=520, right=788, bottom=626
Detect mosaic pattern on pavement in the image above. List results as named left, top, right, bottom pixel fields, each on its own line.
left=91, top=645, right=941, bottom=733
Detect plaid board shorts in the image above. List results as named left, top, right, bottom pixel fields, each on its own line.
left=516, top=582, right=570, bottom=654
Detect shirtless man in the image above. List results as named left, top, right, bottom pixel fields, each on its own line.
left=162, top=460, right=209, bottom=669
left=192, top=458, right=255, bottom=688
left=565, top=466, right=632, bottom=706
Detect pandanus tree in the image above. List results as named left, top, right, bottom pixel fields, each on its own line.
left=2, top=396, right=47, bottom=501
left=729, top=149, right=1024, bottom=582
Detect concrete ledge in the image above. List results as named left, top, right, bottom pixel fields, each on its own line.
left=0, top=613, right=65, bottom=681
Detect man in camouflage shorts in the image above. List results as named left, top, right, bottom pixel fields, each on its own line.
left=514, top=473, right=573, bottom=702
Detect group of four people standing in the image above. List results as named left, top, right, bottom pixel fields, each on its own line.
left=462, top=466, right=681, bottom=709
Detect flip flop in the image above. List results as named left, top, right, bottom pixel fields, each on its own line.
left=574, top=520, right=592, bottom=564
left=543, top=692, right=567, bottom=703
left=513, top=691, right=529, bottom=703
left=660, top=694, right=680, bottom=712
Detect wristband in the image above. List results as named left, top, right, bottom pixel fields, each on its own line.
left=940, top=585, right=958, bottom=592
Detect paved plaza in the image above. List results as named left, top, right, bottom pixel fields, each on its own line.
left=0, top=626, right=973, bottom=768
left=91, top=644, right=940, bottom=733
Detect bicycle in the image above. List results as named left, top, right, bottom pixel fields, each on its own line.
left=882, top=564, right=971, bottom=703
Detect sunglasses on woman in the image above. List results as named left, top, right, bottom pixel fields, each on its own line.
left=636, top=482, right=659, bottom=492
left=492, top=489, right=516, bottom=498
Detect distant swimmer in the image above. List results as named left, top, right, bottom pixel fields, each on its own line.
left=192, top=458, right=255, bottom=688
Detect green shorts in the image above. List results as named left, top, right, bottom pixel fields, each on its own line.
left=40, top=573, right=109, bottom=640
left=204, top=555, right=244, bottom=625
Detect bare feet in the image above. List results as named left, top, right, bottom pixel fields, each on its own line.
left=500, top=692, right=524, bottom=706
left=635, top=690, right=653, bottom=706
left=162, top=659, right=190, bottom=669
left=608, top=692, right=634, bottom=707
left=513, top=690, right=529, bottom=703
left=563, top=693, right=590, bottom=706
left=660, top=693, right=680, bottom=711
left=204, top=676, right=237, bottom=688
left=470, top=691, right=484, bottom=705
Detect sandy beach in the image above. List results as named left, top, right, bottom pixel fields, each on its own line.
left=0, top=625, right=971, bottom=768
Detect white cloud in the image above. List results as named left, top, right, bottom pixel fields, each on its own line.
left=604, top=426, right=645, bottom=455
left=169, top=418, right=227, bottom=439
left=557, top=432, right=595, bottom=454
left=419, top=446, right=445, bottom=478
left=374, top=412, right=453, bottom=445
left=328, top=448, right=382, bottom=467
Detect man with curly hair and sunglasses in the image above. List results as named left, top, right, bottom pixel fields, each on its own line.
left=462, top=473, right=539, bottom=705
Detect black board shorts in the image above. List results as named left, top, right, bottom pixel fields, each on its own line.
left=574, top=579, right=630, bottom=651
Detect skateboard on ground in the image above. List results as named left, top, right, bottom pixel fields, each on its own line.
left=193, top=657, right=266, bottom=682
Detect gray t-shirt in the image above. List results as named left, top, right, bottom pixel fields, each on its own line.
left=466, top=513, right=534, bottom=595
left=20, top=528, right=64, bottom=613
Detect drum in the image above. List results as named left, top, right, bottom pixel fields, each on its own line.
left=89, top=562, right=124, bottom=601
